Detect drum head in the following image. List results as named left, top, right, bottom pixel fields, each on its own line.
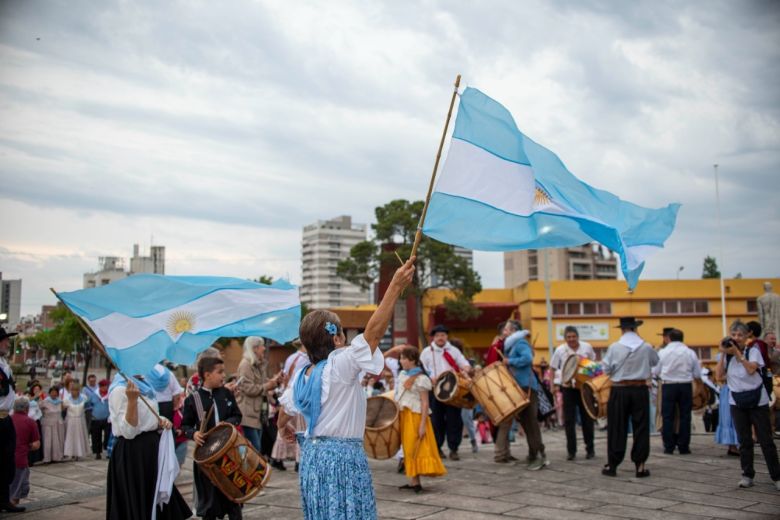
left=434, top=371, right=458, bottom=401
left=194, top=423, right=233, bottom=461
left=560, top=355, right=578, bottom=382
left=580, top=383, right=599, bottom=420
left=365, top=396, right=398, bottom=429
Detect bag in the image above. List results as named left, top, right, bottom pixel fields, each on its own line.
left=534, top=371, right=556, bottom=421
left=731, top=385, right=763, bottom=409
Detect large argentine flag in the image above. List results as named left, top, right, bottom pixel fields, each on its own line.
left=59, top=275, right=301, bottom=375
left=423, top=87, right=680, bottom=288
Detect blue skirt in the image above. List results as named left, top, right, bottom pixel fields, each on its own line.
left=715, top=385, right=739, bottom=445
left=299, top=436, right=376, bottom=520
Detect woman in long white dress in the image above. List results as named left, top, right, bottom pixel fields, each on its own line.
left=63, top=383, right=89, bottom=460
left=40, top=387, right=65, bottom=463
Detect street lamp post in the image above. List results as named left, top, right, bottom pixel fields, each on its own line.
left=676, top=266, right=684, bottom=280
left=713, top=164, right=727, bottom=336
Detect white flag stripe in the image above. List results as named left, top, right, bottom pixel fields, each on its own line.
left=86, top=287, right=299, bottom=349
left=436, top=138, right=536, bottom=216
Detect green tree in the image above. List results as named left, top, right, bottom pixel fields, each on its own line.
left=337, top=199, right=482, bottom=346
left=702, top=255, right=721, bottom=279
left=253, top=275, right=274, bottom=285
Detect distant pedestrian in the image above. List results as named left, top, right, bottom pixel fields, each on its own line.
left=63, top=382, right=89, bottom=461
left=10, top=397, right=39, bottom=508
left=85, top=379, right=110, bottom=459
left=40, top=387, right=65, bottom=463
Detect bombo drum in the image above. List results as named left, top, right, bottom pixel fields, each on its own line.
left=193, top=423, right=271, bottom=503
left=434, top=371, right=476, bottom=409
left=364, top=395, right=401, bottom=460
left=470, top=362, right=529, bottom=424
left=581, top=374, right=611, bottom=420
left=692, top=379, right=711, bottom=411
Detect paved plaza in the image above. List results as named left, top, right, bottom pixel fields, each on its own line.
left=8, top=429, right=779, bottom=520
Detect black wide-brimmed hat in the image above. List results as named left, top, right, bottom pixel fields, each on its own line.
left=0, top=327, right=18, bottom=341
left=430, top=324, right=450, bottom=336
left=657, top=327, right=674, bottom=336
left=616, top=317, right=643, bottom=329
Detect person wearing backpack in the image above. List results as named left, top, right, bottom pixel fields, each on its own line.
left=716, top=320, right=780, bottom=491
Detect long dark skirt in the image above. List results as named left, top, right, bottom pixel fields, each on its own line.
left=107, top=431, right=192, bottom=520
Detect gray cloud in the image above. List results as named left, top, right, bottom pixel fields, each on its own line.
left=1, top=0, right=778, bottom=315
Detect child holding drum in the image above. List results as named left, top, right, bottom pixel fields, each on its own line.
left=393, top=345, right=446, bottom=493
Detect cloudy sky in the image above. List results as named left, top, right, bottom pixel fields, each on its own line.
left=1, top=0, right=778, bottom=316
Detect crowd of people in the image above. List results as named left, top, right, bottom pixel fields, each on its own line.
left=1, top=260, right=779, bottom=517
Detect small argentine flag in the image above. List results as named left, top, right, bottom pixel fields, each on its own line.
left=423, top=87, right=680, bottom=289
left=59, top=275, right=301, bottom=375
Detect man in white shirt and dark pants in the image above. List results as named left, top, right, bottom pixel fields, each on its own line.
left=420, top=325, right=471, bottom=461
left=652, top=329, right=702, bottom=455
left=550, top=325, right=596, bottom=460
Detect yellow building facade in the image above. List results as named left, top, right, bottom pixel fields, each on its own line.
left=423, top=278, right=778, bottom=366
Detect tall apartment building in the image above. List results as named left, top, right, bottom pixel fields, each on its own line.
left=301, top=215, right=370, bottom=309
left=130, top=244, right=166, bottom=274
left=504, top=243, right=618, bottom=287
left=0, top=273, right=22, bottom=328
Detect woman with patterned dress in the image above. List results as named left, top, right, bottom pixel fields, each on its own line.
left=278, top=258, right=415, bottom=520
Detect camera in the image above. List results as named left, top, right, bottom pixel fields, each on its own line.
left=720, top=337, right=736, bottom=349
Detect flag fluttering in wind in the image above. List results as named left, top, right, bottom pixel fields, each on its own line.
left=423, top=87, right=680, bottom=288
left=59, top=275, right=301, bottom=375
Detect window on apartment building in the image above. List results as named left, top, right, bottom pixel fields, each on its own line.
left=746, top=299, right=757, bottom=314
left=649, top=300, right=708, bottom=315
left=553, top=301, right=611, bottom=316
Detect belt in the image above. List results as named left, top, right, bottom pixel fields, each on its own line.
left=0, top=410, right=9, bottom=419
left=661, top=380, right=692, bottom=385
left=612, top=380, right=648, bottom=387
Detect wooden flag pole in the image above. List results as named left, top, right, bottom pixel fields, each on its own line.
left=49, top=288, right=163, bottom=422
left=410, top=74, right=461, bottom=259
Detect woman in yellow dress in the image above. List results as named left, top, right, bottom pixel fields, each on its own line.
left=394, top=345, right=446, bottom=493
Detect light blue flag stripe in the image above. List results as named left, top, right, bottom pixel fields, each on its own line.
left=59, top=274, right=295, bottom=320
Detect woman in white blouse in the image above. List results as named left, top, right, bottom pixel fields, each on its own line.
left=278, top=257, right=415, bottom=520
left=716, top=320, right=780, bottom=491
left=106, top=376, right=192, bottom=520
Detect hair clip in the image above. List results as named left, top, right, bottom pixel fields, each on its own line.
left=324, top=322, right=338, bottom=335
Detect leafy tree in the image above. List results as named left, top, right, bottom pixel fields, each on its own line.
left=702, top=255, right=721, bottom=279
left=253, top=275, right=275, bottom=285
left=337, top=199, right=482, bottom=346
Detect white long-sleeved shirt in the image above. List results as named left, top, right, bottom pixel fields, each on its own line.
left=420, top=343, right=470, bottom=380
left=109, top=387, right=160, bottom=439
left=652, top=341, right=702, bottom=383
left=280, top=334, right=384, bottom=438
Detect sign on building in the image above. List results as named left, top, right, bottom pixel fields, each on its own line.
left=555, top=323, right=609, bottom=341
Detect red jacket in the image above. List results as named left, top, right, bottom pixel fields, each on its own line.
left=484, top=338, right=504, bottom=366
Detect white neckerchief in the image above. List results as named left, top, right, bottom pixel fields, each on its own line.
left=619, top=332, right=645, bottom=352
left=202, top=387, right=220, bottom=423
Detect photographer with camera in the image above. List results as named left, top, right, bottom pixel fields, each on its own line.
left=716, top=320, right=780, bottom=490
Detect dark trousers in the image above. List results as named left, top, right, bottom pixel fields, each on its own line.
left=606, top=386, right=650, bottom=469
left=661, top=382, right=692, bottom=452
left=429, top=391, right=463, bottom=452
left=563, top=387, right=594, bottom=455
left=90, top=418, right=111, bottom=454
left=0, top=415, right=16, bottom=504
left=730, top=405, right=780, bottom=481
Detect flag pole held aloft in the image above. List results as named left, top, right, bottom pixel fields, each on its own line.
left=410, top=73, right=461, bottom=260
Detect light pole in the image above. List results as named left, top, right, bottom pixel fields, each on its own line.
left=676, top=266, right=684, bottom=280
left=713, top=164, right=727, bottom=336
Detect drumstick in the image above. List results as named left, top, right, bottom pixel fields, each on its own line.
left=200, top=404, right=215, bottom=435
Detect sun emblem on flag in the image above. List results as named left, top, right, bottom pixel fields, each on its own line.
left=167, top=311, right=196, bottom=336
left=534, top=185, right=552, bottom=207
